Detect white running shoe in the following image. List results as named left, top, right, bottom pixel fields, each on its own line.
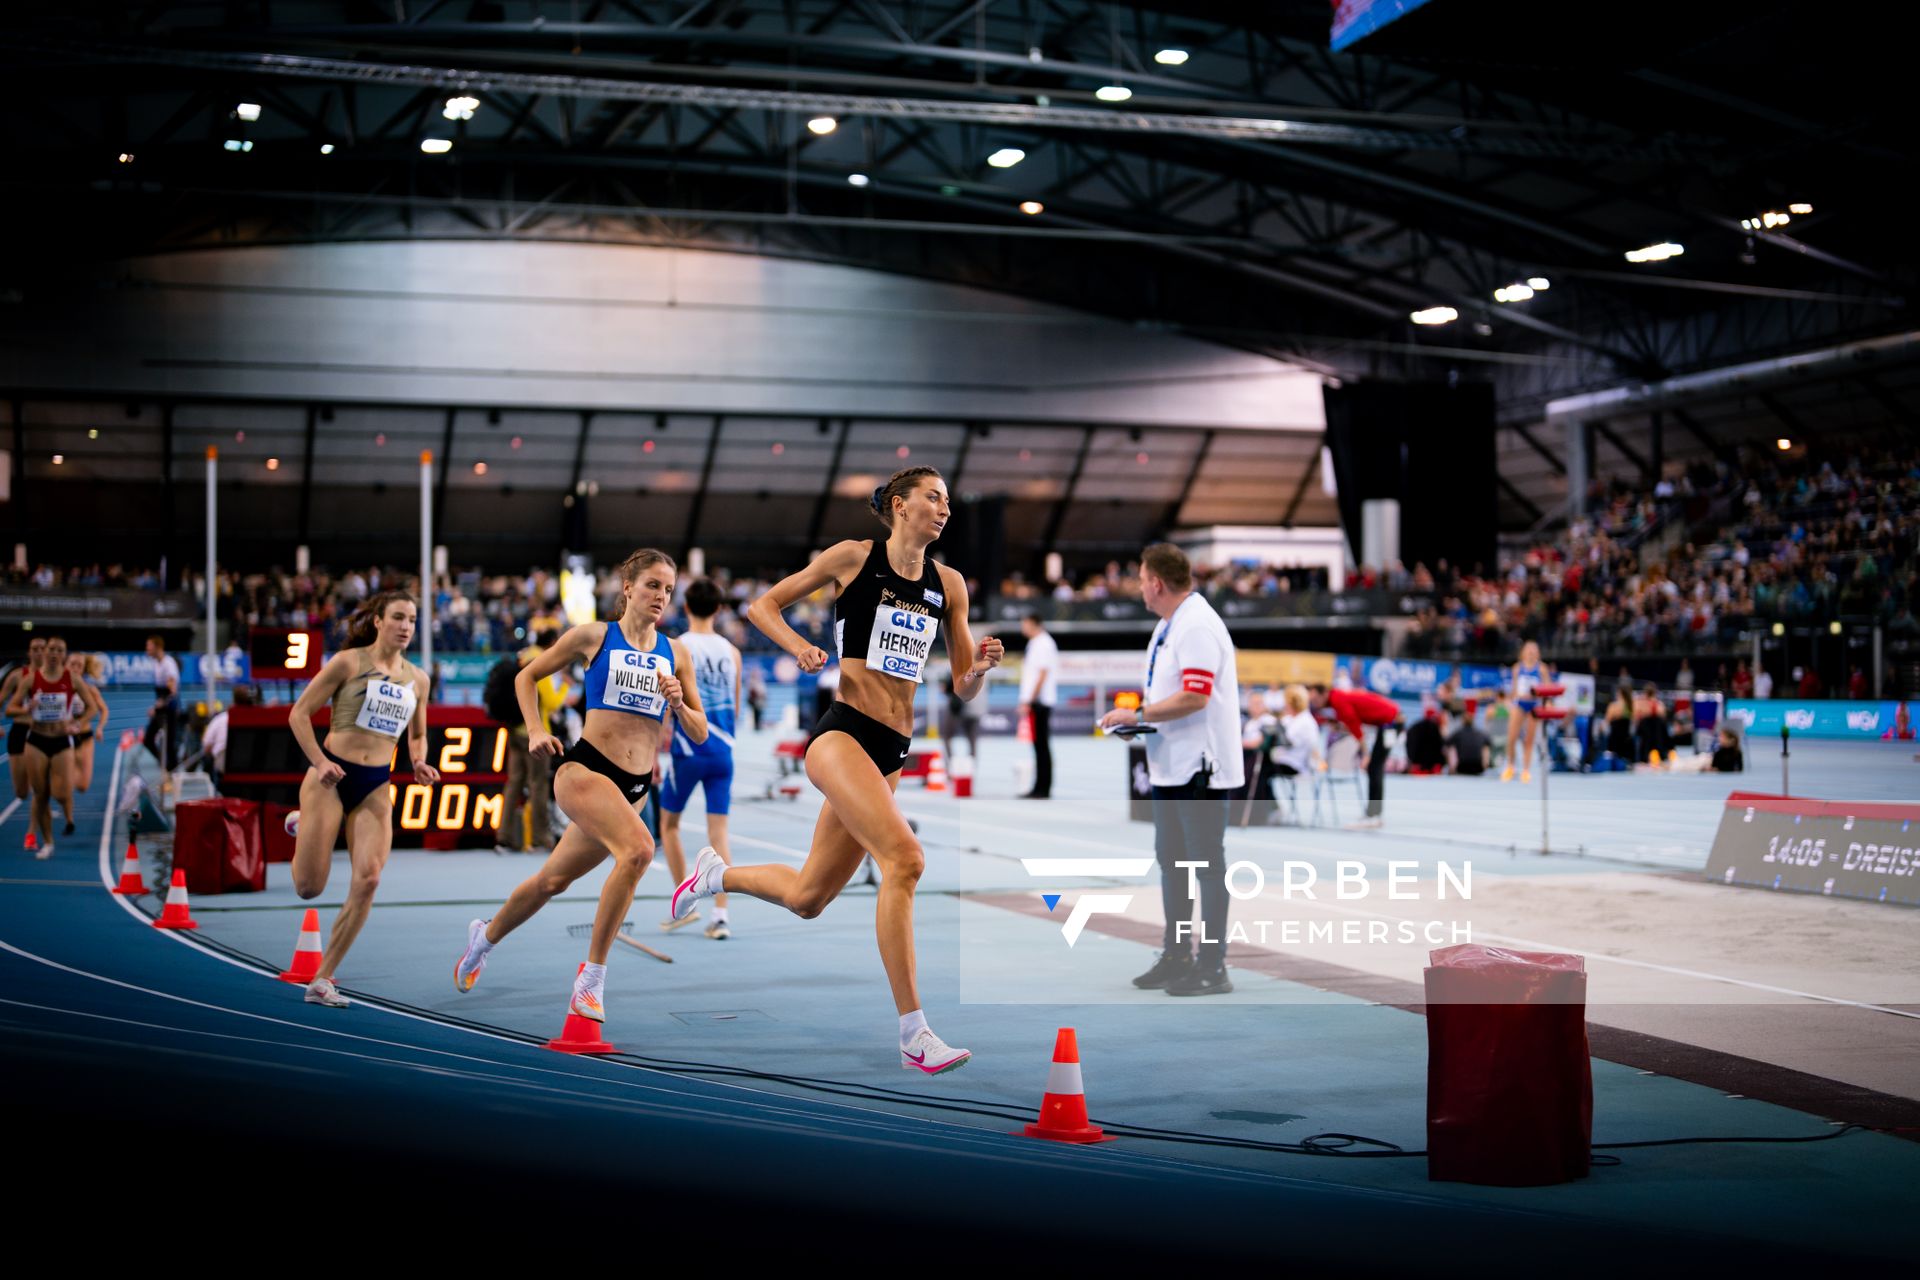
left=454, top=918, right=492, bottom=993
left=704, top=919, right=731, bottom=940
left=659, top=908, right=701, bottom=932
left=570, top=966, right=606, bottom=1023
left=901, top=1027, right=971, bottom=1076
left=34, top=843, right=52, bottom=862
left=669, top=846, right=724, bottom=922
left=304, top=977, right=349, bottom=1008
left=284, top=811, right=300, bottom=838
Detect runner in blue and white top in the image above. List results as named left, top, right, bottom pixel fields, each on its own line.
left=659, top=577, right=741, bottom=939
left=1503, top=639, right=1545, bottom=784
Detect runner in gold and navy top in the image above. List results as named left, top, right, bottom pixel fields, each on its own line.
left=454, top=548, right=707, bottom=1029
left=286, top=590, right=439, bottom=1008
left=677, top=466, right=1003, bottom=1075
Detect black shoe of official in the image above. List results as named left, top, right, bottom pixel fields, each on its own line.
left=1132, top=951, right=1194, bottom=989
left=1166, top=964, right=1234, bottom=997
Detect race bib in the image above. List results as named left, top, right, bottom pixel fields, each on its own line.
left=864, top=606, right=935, bottom=684
left=600, top=649, right=669, bottom=716
left=32, top=692, right=68, bottom=724
left=354, top=677, right=418, bottom=739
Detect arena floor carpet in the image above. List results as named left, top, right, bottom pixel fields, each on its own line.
left=2, top=690, right=1914, bottom=1270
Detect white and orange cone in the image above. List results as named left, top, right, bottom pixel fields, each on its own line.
left=925, top=753, right=947, bottom=792
left=1020, top=1027, right=1114, bottom=1144
left=278, top=908, right=324, bottom=983
left=152, top=868, right=199, bottom=930
left=112, top=841, right=147, bottom=895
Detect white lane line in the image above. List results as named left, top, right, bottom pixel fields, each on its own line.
left=0, top=797, right=20, bottom=827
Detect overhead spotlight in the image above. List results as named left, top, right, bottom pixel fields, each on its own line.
left=1527, top=277, right=1550, bottom=290
left=375, top=433, right=386, bottom=446
left=1019, top=200, right=1044, bottom=215
left=771, top=442, right=785, bottom=455
left=1788, top=202, right=1813, bottom=215
left=510, top=436, right=523, bottom=449
left=473, top=461, right=488, bottom=476
left=847, top=173, right=870, bottom=187
left=443, top=95, right=480, bottom=121
left=420, top=138, right=453, bottom=154
left=51, top=454, right=64, bottom=465
left=266, top=457, right=280, bottom=471
left=1624, top=242, right=1683, bottom=263
left=235, top=102, right=261, bottom=122
left=1761, top=210, right=1792, bottom=229
left=1028, top=46, right=1044, bottom=62
left=1829, top=620, right=1844, bottom=635
left=1409, top=306, right=1458, bottom=326
left=1776, top=437, right=1792, bottom=451
left=116, top=152, right=133, bottom=164
left=1771, top=622, right=1785, bottom=637
left=319, top=143, right=335, bottom=155
left=1094, top=85, right=1133, bottom=102
left=88, top=429, right=99, bottom=439
left=1136, top=451, right=1150, bottom=465
left=987, top=148, right=1026, bottom=168
left=1154, top=48, right=1189, bottom=65
left=1493, top=284, right=1535, bottom=303
left=897, top=445, right=911, bottom=459
left=222, top=139, right=254, bottom=152
left=807, top=116, right=837, bottom=135
left=642, top=439, right=655, bottom=453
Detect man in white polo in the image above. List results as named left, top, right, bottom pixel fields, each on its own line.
left=1099, top=543, right=1242, bottom=997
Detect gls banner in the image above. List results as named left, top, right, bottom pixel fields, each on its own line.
left=99, top=651, right=250, bottom=688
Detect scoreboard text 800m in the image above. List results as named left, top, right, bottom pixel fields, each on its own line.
left=222, top=704, right=512, bottom=848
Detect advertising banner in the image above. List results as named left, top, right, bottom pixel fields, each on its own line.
left=1705, top=792, right=1920, bottom=906
left=1727, top=700, right=1918, bottom=741
left=0, top=588, right=199, bottom=628
left=98, top=651, right=250, bottom=688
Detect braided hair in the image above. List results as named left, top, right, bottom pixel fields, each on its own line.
left=869, top=466, right=943, bottom=529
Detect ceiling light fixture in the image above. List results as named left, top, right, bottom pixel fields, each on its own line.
left=1409, top=306, right=1459, bottom=326
left=473, top=461, right=488, bottom=475
left=117, top=152, right=133, bottom=163
left=443, top=95, right=479, bottom=121
left=1019, top=200, right=1044, bottom=215
left=1776, top=437, right=1792, bottom=451
left=1493, top=284, right=1535, bottom=303
left=319, top=143, right=335, bottom=155
left=223, top=139, right=253, bottom=152
left=847, top=173, right=870, bottom=187
left=420, top=138, right=453, bottom=154
left=987, top=147, right=1026, bottom=168
left=1527, top=276, right=1550, bottom=290
left=1788, top=202, right=1813, bottom=215
left=51, top=454, right=64, bottom=465
left=1094, top=85, right=1133, bottom=102
left=1624, top=242, right=1683, bottom=263
left=1154, top=48, right=1189, bottom=65
left=807, top=116, right=837, bottom=135
left=235, top=102, right=261, bottom=122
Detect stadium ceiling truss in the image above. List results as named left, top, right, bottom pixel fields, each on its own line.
left=2, top=1, right=1915, bottom=530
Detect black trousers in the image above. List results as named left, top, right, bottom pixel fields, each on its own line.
left=1151, top=768, right=1231, bottom=967
left=1028, top=704, right=1052, bottom=797
left=1367, top=726, right=1390, bottom=817
left=144, top=699, right=180, bottom=770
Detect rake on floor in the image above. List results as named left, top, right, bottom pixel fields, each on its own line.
left=566, top=919, right=673, bottom=963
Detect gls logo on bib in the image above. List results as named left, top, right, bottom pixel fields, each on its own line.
left=866, top=607, right=934, bottom=683
left=604, top=650, right=668, bottom=716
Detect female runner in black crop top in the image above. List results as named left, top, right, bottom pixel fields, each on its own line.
left=681, top=466, right=1002, bottom=1074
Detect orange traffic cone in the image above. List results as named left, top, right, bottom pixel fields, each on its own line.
left=152, top=868, right=199, bottom=930
left=1020, top=1027, right=1114, bottom=1144
left=545, top=963, right=618, bottom=1055
left=925, top=753, right=947, bottom=792
left=112, top=841, right=147, bottom=895
left=278, top=908, right=325, bottom=983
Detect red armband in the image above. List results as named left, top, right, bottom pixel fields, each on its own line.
left=1180, top=668, right=1215, bottom=697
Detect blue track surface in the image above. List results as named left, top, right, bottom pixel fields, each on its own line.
left=2, top=692, right=1913, bottom=1269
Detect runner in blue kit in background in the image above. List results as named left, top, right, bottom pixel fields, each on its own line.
left=658, top=577, right=740, bottom=939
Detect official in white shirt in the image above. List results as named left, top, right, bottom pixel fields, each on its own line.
left=1017, top=613, right=1058, bottom=798
left=1098, top=544, right=1242, bottom=997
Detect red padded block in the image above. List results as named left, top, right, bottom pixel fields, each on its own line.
left=1425, top=944, right=1591, bottom=1186
left=172, top=798, right=266, bottom=895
